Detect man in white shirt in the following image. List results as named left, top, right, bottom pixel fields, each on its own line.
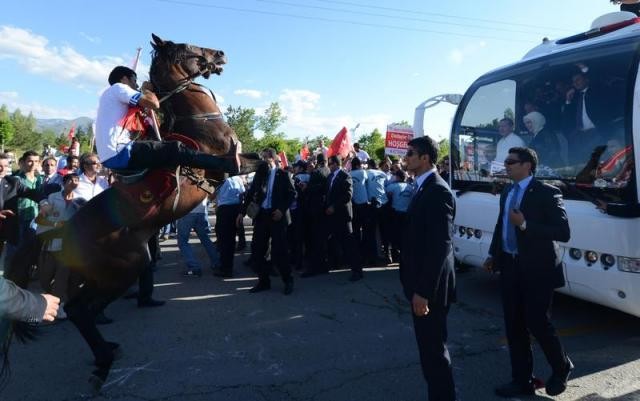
left=353, top=143, right=370, bottom=163
left=73, top=153, right=109, bottom=201
left=95, top=66, right=239, bottom=174
left=496, top=118, right=525, bottom=165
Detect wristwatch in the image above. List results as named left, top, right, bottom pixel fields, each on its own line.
left=519, top=220, right=527, bottom=231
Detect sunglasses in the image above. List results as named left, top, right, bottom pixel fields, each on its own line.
left=406, top=149, right=416, bottom=157
left=504, top=159, right=522, bottom=165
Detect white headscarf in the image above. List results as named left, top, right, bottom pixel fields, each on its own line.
left=523, top=111, right=546, bottom=135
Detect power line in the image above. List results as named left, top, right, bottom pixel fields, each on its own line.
left=152, top=0, right=541, bottom=44
left=254, top=0, right=561, bottom=37
left=313, top=0, right=574, bottom=33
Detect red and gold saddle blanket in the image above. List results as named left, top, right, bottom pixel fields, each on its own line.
left=111, top=133, right=200, bottom=220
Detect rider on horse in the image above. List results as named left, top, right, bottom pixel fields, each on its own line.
left=95, top=66, right=240, bottom=175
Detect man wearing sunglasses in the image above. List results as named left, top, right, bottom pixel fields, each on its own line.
left=400, top=136, right=457, bottom=401
left=484, top=147, right=573, bottom=398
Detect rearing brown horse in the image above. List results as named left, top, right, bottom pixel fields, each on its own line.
left=3, top=34, right=262, bottom=392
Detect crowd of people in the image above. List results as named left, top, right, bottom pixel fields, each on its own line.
left=2, top=62, right=608, bottom=400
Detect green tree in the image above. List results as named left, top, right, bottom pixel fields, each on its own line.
left=256, top=102, right=287, bottom=137
left=358, top=128, right=386, bottom=161
left=9, top=109, right=40, bottom=152
left=0, top=107, right=15, bottom=152
left=225, top=105, right=258, bottom=152
left=438, top=138, right=450, bottom=162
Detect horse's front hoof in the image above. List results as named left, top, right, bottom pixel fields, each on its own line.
left=87, top=373, right=105, bottom=395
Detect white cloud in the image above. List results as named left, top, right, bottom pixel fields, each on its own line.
left=267, top=89, right=390, bottom=138
left=0, top=26, right=125, bottom=89
left=449, top=49, right=465, bottom=65
left=0, top=91, right=18, bottom=99
left=79, top=32, right=101, bottom=44
left=0, top=91, right=94, bottom=119
left=448, top=41, right=488, bottom=65
left=233, top=89, right=264, bottom=99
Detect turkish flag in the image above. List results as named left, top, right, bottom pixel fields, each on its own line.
left=278, top=151, right=289, bottom=169
left=327, top=126, right=353, bottom=159
left=300, top=144, right=310, bottom=161
left=67, top=123, right=76, bottom=140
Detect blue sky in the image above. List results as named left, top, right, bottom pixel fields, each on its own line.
left=0, top=0, right=617, bottom=141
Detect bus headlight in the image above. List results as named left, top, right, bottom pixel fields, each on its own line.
left=585, top=251, right=598, bottom=264
left=474, top=229, right=482, bottom=239
left=459, top=226, right=466, bottom=236
left=569, top=248, right=582, bottom=260
left=618, top=257, right=640, bottom=273
left=600, top=254, right=615, bottom=268
left=465, top=227, right=474, bottom=238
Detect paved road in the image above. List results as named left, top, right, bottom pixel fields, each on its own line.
left=4, top=226, right=640, bottom=401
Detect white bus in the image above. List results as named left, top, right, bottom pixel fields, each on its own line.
left=448, top=12, right=640, bottom=317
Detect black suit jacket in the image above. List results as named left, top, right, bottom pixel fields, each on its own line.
left=0, top=177, right=59, bottom=245
left=307, top=166, right=330, bottom=213
left=325, top=169, right=353, bottom=233
left=562, top=86, right=618, bottom=131
left=400, top=172, right=456, bottom=307
left=242, top=167, right=296, bottom=224
left=489, top=178, right=570, bottom=289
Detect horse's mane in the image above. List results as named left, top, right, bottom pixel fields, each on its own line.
left=149, top=40, right=190, bottom=83
left=149, top=41, right=189, bottom=135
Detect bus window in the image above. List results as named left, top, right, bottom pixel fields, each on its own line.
left=453, top=40, right=638, bottom=203
left=455, top=80, right=516, bottom=182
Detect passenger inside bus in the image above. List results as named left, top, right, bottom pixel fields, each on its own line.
left=522, top=111, right=564, bottom=168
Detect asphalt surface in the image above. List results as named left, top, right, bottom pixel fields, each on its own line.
left=4, top=223, right=640, bottom=401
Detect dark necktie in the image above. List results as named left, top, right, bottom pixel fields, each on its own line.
left=576, top=90, right=585, bottom=131
left=505, top=184, right=520, bottom=253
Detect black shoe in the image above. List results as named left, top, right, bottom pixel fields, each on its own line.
left=348, top=271, right=363, bottom=282
left=95, top=312, right=114, bottom=325
left=123, top=291, right=139, bottom=300
left=546, top=358, right=574, bottom=396
left=249, top=282, right=271, bottom=293
left=283, top=281, right=294, bottom=295
left=138, top=298, right=166, bottom=308
left=213, top=269, right=232, bottom=278
left=494, top=381, right=535, bottom=398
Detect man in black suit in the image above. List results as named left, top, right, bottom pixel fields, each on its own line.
left=325, top=155, right=362, bottom=281
left=238, top=148, right=296, bottom=295
left=563, top=70, right=617, bottom=162
left=301, top=154, right=331, bottom=277
left=484, top=147, right=573, bottom=398
left=400, top=136, right=457, bottom=401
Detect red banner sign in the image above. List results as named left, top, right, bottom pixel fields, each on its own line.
left=385, top=125, right=413, bottom=156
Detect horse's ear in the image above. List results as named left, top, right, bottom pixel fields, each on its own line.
left=151, top=33, right=164, bottom=48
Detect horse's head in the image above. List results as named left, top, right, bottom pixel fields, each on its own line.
left=150, top=33, right=226, bottom=80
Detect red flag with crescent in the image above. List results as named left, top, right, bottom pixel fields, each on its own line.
left=327, top=127, right=353, bottom=159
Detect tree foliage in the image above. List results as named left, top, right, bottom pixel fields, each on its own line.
left=257, top=102, right=286, bottom=137
left=357, top=128, right=386, bottom=161
left=225, top=105, right=258, bottom=152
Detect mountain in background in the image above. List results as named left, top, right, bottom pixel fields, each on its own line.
left=35, top=116, right=93, bottom=134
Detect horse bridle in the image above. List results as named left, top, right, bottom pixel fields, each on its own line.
left=153, top=47, right=223, bottom=121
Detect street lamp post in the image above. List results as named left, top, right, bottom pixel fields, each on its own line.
left=412, top=94, right=463, bottom=137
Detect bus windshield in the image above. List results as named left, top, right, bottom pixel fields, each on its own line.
left=451, top=40, right=638, bottom=204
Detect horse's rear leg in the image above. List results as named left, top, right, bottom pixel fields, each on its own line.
left=66, top=295, right=117, bottom=393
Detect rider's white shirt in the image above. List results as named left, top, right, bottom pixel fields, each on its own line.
left=95, top=83, right=141, bottom=162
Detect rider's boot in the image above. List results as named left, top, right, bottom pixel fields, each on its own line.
left=181, top=140, right=240, bottom=175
